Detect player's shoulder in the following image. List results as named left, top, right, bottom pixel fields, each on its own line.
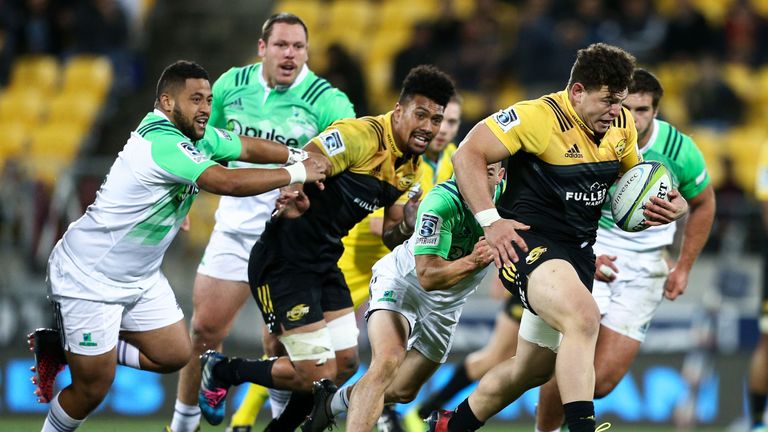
left=215, top=63, right=260, bottom=89
left=608, top=106, right=634, bottom=132
left=135, top=112, right=186, bottom=143
left=512, top=93, right=564, bottom=129
left=296, top=69, right=351, bottom=107
left=424, top=180, right=464, bottom=213
left=653, top=119, right=700, bottom=161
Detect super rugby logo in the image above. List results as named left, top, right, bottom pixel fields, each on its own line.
left=415, top=213, right=441, bottom=246
left=319, top=129, right=346, bottom=156
left=178, top=142, right=207, bottom=164
left=492, top=107, right=520, bottom=133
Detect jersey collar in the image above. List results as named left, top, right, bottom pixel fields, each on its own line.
left=640, top=119, right=660, bottom=154
left=257, top=63, right=309, bottom=92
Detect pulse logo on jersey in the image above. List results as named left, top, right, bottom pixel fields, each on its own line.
left=178, top=142, right=208, bottom=164
left=319, top=129, right=346, bottom=156
left=227, top=119, right=301, bottom=147
left=415, top=213, right=441, bottom=246
left=492, top=107, right=520, bottom=133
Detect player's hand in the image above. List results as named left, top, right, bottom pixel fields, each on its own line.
left=643, top=189, right=688, bottom=226
left=664, top=264, right=689, bottom=300
left=594, top=254, right=619, bottom=282
left=484, top=218, right=530, bottom=268
left=403, top=188, right=422, bottom=232
left=303, top=154, right=331, bottom=184
left=470, top=237, right=495, bottom=268
left=272, top=185, right=309, bottom=219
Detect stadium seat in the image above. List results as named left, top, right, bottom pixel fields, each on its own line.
left=61, top=55, right=114, bottom=102
left=725, top=126, right=766, bottom=196
left=7, top=55, right=60, bottom=96
left=693, top=0, right=735, bottom=25
left=688, top=127, right=724, bottom=188
left=28, top=123, right=86, bottom=161
left=273, top=0, right=323, bottom=31
left=184, top=190, right=220, bottom=251
left=0, top=122, right=28, bottom=166
left=0, top=89, right=47, bottom=129
left=47, top=93, right=101, bottom=130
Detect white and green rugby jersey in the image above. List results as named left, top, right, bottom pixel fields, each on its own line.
left=56, top=109, right=242, bottom=286
left=210, top=63, right=355, bottom=235
left=597, top=119, right=710, bottom=252
left=381, top=180, right=503, bottom=304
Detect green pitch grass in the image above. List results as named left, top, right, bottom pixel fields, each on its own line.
left=0, top=417, right=724, bottom=431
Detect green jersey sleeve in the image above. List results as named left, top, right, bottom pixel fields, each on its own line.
left=413, top=191, right=459, bottom=259
left=315, top=88, right=356, bottom=129
left=675, top=136, right=710, bottom=199
left=148, top=130, right=219, bottom=184
left=196, top=125, right=243, bottom=163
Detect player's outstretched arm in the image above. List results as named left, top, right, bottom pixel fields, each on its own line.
left=237, top=136, right=318, bottom=167
left=196, top=157, right=328, bottom=197
left=415, top=238, right=495, bottom=291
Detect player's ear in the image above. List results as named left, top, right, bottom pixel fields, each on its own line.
left=158, top=92, right=174, bottom=112
left=258, top=38, right=267, bottom=57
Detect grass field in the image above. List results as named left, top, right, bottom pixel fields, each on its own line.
left=1, top=417, right=726, bottom=431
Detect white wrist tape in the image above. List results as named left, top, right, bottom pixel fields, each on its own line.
left=475, top=208, right=501, bottom=227
left=284, top=163, right=307, bottom=184
left=286, top=147, right=309, bottom=165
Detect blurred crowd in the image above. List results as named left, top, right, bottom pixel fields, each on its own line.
left=0, top=0, right=142, bottom=92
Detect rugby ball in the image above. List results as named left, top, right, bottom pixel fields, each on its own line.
left=611, top=161, right=671, bottom=232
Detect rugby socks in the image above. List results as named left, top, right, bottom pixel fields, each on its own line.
left=535, top=426, right=562, bottom=432
left=563, top=401, right=596, bottom=432
left=418, top=363, right=472, bottom=418
left=42, top=393, right=84, bottom=432
left=264, top=392, right=314, bottom=431
left=230, top=384, right=268, bottom=427
left=329, top=385, right=352, bottom=416
left=749, top=392, right=767, bottom=426
left=213, top=357, right=275, bottom=388
left=116, top=339, right=141, bottom=369
left=267, top=388, right=292, bottom=418
left=447, top=399, right=484, bottom=431
left=170, top=399, right=201, bottom=432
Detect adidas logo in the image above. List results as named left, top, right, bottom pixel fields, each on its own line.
left=228, top=98, right=243, bottom=109
left=565, top=143, right=583, bottom=158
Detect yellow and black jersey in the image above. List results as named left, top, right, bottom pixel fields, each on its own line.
left=263, top=112, right=421, bottom=268
left=485, top=90, right=640, bottom=246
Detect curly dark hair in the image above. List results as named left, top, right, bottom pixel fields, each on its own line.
left=156, top=60, right=209, bottom=101
left=629, top=68, right=664, bottom=109
left=399, top=65, right=456, bottom=108
left=567, top=43, right=636, bottom=94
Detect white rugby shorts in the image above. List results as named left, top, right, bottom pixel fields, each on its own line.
left=366, top=258, right=466, bottom=364
left=48, top=266, right=183, bottom=356
left=197, top=229, right=261, bottom=282
left=593, top=248, right=668, bottom=342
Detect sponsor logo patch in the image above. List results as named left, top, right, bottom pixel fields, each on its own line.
left=525, top=246, right=548, bottom=265
left=286, top=304, right=310, bottom=321
left=178, top=142, right=208, bottom=163
left=78, top=332, right=97, bottom=347
left=213, top=127, right=232, bottom=140
left=415, top=213, right=441, bottom=246
left=492, top=107, right=520, bottom=133
left=377, top=290, right=398, bottom=303
left=319, top=129, right=345, bottom=156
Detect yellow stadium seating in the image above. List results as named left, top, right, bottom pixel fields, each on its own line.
left=0, top=122, right=28, bottom=166
left=0, top=89, right=47, bottom=129
left=688, top=127, right=724, bottom=188
left=725, top=126, right=767, bottom=196
left=692, top=0, right=736, bottom=25
left=47, top=93, right=101, bottom=129
left=273, top=0, right=324, bottom=31
left=28, top=122, right=85, bottom=161
left=61, top=55, right=113, bottom=102
left=8, top=55, right=60, bottom=96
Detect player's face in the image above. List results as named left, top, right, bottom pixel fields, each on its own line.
left=393, top=95, right=444, bottom=155
left=258, top=23, right=308, bottom=88
left=573, top=84, right=627, bottom=134
left=171, top=78, right=212, bottom=140
left=429, top=101, right=461, bottom=153
left=623, top=92, right=657, bottom=144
